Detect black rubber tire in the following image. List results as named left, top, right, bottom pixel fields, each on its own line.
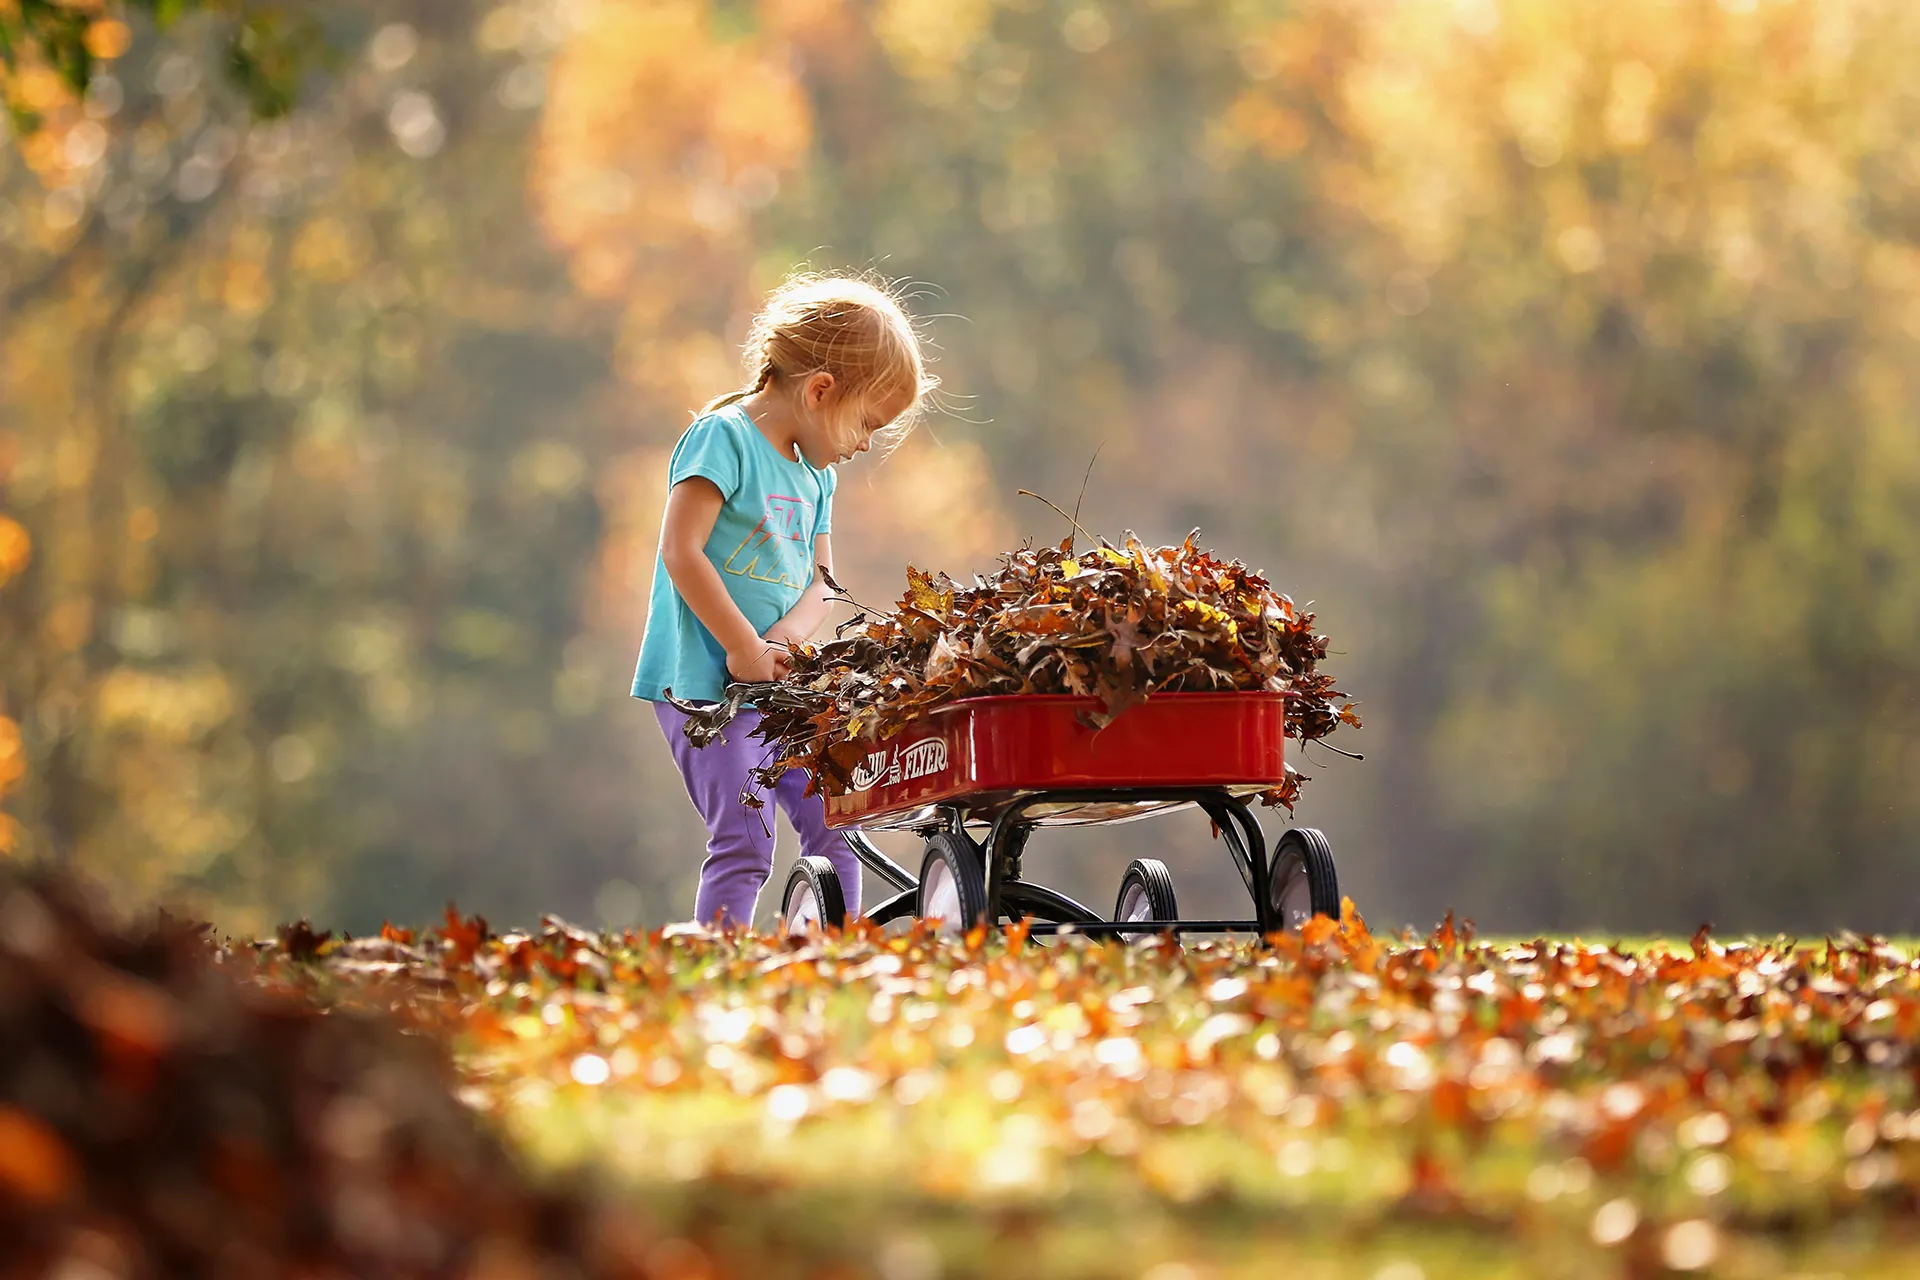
left=781, top=855, right=847, bottom=931
left=1269, top=827, right=1340, bottom=930
left=918, top=830, right=988, bottom=934
left=1113, top=858, right=1180, bottom=938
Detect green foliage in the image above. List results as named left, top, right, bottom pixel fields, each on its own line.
left=0, top=2, right=92, bottom=133
left=0, top=1, right=322, bottom=131
left=221, top=7, right=327, bottom=118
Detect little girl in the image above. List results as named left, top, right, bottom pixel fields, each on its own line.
left=632, top=275, right=935, bottom=927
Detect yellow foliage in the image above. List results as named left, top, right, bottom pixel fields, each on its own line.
left=535, top=0, right=812, bottom=296
left=532, top=0, right=823, bottom=410
left=44, top=598, right=91, bottom=653
left=1220, top=93, right=1310, bottom=160
left=0, top=516, right=29, bottom=586
left=0, top=713, right=21, bottom=854
left=222, top=260, right=274, bottom=316
left=14, top=129, right=63, bottom=178
left=828, top=433, right=1012, bottom=588
left=873, top=0, right=997, bottom=81
left=9, top=64, right=70, bottom=115
left=290, top=218, right=369, bottom=283
left=84, top=19, right=132, bottom=61
left=0, top=716, right=22, bottom=792
left=585, top=446, right=674, bottom=630
left=128, top=781, right=251, bottom=871
left=95, top=669, right=235, bottom=744
left=1247, top=0, right=1920, bottom=290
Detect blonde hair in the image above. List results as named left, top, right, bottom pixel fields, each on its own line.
left=703, top=274, right=937, bottom=451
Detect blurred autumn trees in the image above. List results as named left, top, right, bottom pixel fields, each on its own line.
left=3, top=0, right=1918, bottom=934
left=0, top=1, right=318, bottom=130
left=0, top=0, right=709, bottom=933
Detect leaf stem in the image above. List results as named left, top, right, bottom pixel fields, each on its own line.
left=1016, top=489, right=1099, bottom=548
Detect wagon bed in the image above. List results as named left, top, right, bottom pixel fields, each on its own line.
left=779, top=692, right=1343, bottom=939
left=822, top=692, right=1288, bottom=830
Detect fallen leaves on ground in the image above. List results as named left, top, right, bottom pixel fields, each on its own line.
left=249, top=907, right=1920, bottom=1277
left=14, top=847, right=1918, bottom=1280
left=672, top=530, right=1358, bottom=807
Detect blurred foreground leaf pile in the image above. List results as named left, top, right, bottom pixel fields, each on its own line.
left=0, top=863, right=678, bottom=1280
left=244, top=904, right=1920, bottom=1278
left=676, top=530, right=1357, bottom=807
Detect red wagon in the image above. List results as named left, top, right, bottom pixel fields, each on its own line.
left=778, top=692, right=1342, bottom=938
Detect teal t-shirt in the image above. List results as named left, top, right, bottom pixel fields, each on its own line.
left=632, top=404, right=837, bottom=703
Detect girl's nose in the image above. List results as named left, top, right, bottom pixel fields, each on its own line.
left=856, top=435, right=873, bottom=454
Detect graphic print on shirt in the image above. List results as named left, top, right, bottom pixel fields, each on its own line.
left=721, top=493, right=814, bottom=588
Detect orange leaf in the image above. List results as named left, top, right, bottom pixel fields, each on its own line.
left=1339, top=896, right=1371, bottom=944
left=0, top=1108, right=77, bottom=1205
left=439, top=904, right=490, bottom=963
left=1430, top=1077, right=1470, bottom=1127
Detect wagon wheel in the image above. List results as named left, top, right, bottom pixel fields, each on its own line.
left=1269, top=828, right=1340, bottom=930
left=918, top=830, right=988, bottom=934
left=1113, top=858, right=1179, bottom=939
left=781, top=856, right=847, bottom=932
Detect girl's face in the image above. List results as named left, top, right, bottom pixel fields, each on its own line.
left=794, top=373, right=914, bottom=468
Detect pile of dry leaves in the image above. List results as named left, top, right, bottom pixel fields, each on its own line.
left=674, top=530, right=1358, bottom=805
left=0, top=864, right=668, bottom=1280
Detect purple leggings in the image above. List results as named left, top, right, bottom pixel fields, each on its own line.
left=653, top=702, right=863, bottom=927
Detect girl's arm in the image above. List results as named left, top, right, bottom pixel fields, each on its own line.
left=659, top=478, right=789, bottom=682
left=765, top=534, right=835, bottom=650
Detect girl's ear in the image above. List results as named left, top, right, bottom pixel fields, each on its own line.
left=803, top=370, right=837, bottom=408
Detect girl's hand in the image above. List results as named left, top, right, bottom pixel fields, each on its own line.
left=760, top=622, right=800, bottom=652
left=727, top=643, right=791, bottom=684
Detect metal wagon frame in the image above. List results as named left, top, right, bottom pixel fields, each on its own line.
left=777, top=692, right=1343, bottom=938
